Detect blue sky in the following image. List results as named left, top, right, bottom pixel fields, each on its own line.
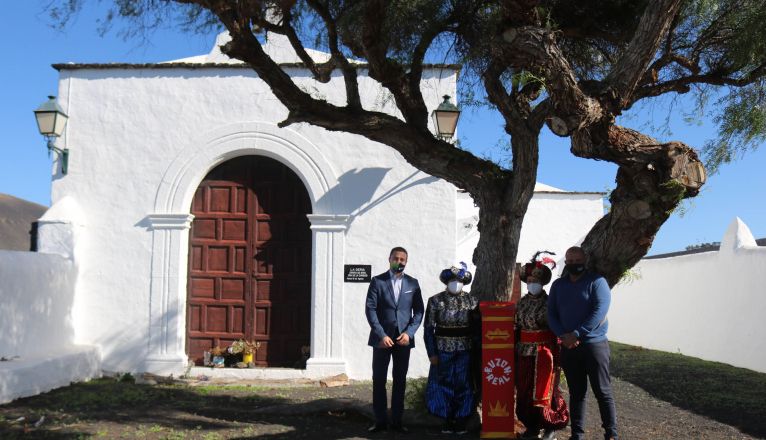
left=1, top=2, right=764, bottom=255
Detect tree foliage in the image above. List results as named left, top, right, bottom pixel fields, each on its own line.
left=47, top=0, right=766, bottom=297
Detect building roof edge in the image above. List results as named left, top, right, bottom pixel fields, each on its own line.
left=52, top=62, right=463, bottom=71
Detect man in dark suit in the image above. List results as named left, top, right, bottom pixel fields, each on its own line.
left=365, top=246, right=424, bottom=433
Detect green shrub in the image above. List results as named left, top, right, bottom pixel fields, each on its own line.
left=405, top=377, right=428, bottom=412
left=119, top=373, right=135, bottom=383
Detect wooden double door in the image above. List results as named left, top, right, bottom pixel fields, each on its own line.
left=186, top=156, right=312, bottom=367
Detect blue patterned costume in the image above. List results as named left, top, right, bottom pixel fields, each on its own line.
left=423, top=290, right=480, bottom=420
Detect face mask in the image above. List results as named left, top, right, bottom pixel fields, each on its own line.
left=564, top=263, right=586, bottom=276
left=390, top=262, right=405, bottom=273
left=447, top=280, right=464, bottom=294
left=527, top=282, right=543, bottom=295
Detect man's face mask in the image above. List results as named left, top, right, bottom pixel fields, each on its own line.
left=447, top=280, right=464, bottom=294
left=390, top=262, right=405, bottom=273
left=564, top=263, right=586, bottom=275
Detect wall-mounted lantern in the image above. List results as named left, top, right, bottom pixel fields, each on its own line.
left=34, top=95, right=69, bottom=175
left=432, top=95, right=461, bottom=141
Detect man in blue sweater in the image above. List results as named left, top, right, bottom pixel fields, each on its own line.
left=548, top=246, right=617, bottom=440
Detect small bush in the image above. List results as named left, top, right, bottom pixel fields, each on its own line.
left=405, top=377, right=428, bottom=412
left=119, top=373, right=135, bottom=383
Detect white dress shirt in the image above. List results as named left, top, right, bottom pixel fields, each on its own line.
left=390, top=270, right=403, bottom=304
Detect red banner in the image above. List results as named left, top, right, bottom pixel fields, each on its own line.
left=480, top=301, right=517, bottom=439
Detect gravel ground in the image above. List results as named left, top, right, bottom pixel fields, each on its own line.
left=0, top=375, right=759, bottom=439
left=570, top=377, right=758, bottom=440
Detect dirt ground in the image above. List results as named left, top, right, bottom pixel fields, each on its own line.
left=0, top=373, right=760, bottom=440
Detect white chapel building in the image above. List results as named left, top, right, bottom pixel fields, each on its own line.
left=14, top=33, right=603, bottom=386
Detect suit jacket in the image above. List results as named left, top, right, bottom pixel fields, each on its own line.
left=365, top=270, right=424, bottom=348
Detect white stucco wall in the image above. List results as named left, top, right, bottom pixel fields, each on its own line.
left=457, top=189, right=605, bottom=283
left=0, top=197, right=101, bottom=404
left=49, top=40, right=460, bottom=377
left=0, top=196, right=87, bottom=357
left=44, top=34, right=603, bottom=379
left=611, top=218, right=766, bottom=373
left=0, top=251, right=77, bottom=357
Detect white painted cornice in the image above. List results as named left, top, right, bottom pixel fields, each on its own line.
left=146, top=214, right=195, bottom=230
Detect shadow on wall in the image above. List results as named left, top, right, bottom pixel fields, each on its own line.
left=318, top=168, right=439, bottom=230
left=0, top=251, right=77, bottom=358
left=318, top=167, right=390, bottom=218
left=93, top=327, right=153, bottom=374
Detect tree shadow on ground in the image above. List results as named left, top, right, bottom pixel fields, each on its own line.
left=227, top=413, right=469, bottom=440
left=609, top=342, right=766, bottom=439
left=0, top=377, right=290, bottom=439
left=0, top=377, right=470, bottom=439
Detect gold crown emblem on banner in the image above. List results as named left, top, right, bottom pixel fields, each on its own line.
left=485, top=329, right=510, bottom=340
left=487, top=400, right=510, bottom=417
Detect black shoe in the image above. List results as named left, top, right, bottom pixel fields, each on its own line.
left=368, top=423, right=387, bottom=433
left=454, top=419, right=468, bottom=435
left=390, top=424, right=409, bottom=434
left=541, top=430, right=557, bottom=440
left=441, top=419, right=455, bottom=434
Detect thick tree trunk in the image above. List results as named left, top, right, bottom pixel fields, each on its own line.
left=575, top=125, right=706, bottom=287
left=470, top=131, right=539, bottom=301
left=580, top=168, right=680, bottom=287
left=470, top=200, right=518, bottom=301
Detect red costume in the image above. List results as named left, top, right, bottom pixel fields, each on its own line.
left=515, top=252, right=569, bottom=439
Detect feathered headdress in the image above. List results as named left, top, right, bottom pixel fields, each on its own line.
left=439, top=261, right=473, bottom=285
left=520, top=250, right=557, bottom=285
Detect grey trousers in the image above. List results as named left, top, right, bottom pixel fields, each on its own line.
left=561, top=340, right=618, bottom=440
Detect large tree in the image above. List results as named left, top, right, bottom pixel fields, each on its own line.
left=51, top=0, right=766, bottom=300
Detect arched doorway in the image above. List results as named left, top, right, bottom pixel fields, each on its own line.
left=185, top=155, right=312, bottom=367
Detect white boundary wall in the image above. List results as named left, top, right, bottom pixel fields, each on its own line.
left=610, top=218, right=766, bottom=373
left=0, top=251, right=77, bottom=357
left=0, top=198, right=101, bottom=404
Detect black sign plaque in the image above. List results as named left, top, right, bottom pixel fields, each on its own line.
left=344, top=264, right=372, bottom=283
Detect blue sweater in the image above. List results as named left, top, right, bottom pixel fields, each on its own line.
left=547, top=271, right=611, bottom=344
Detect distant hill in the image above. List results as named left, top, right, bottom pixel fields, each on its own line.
left=0, top=193, right=47, bottom=251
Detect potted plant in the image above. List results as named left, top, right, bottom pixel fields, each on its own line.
left=229, top=339, right=260, bottom=365
left=210, top=346, right=225, bottom=368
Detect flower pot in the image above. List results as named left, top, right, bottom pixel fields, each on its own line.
left=243, top=352, right=254, bottom=364
left=212, top=356, right=225, bottom=368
